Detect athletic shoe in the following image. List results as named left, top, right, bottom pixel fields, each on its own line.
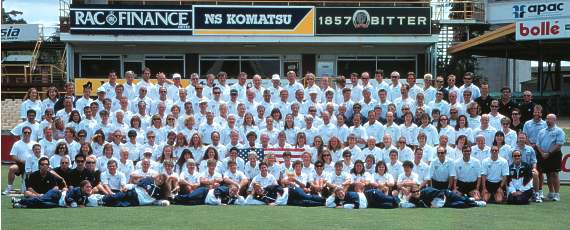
left=475, top=201, right=487, bottom=207
left=545, top=193, right=555, bottom=201
left=552, top=193, right=560, bottom=201
left=12, top=203, right=24, bottom=208
left=534, top=193, right=543, bottom=203
left=2, top=186, right=12, bottom=195
left=11, top=197, right=22, bottom=208
left=157, top=200, right=170, bottom=206
left=400, top=202, right=416, bottom=208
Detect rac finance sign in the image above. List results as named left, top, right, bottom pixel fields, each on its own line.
left=315, top=7, right=431, bottom=35
left=69, top=5, right=192, bottom=34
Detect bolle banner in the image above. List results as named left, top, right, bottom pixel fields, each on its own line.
left=69, top=5, right=193, bottom=34
left=516, top=17, right=570, bottom=40
left=315, top=7, right=431, bottom=35
left=193, top=5, right=315, bottom=36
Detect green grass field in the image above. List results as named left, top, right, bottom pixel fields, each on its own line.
left=2, top=165, right=570, bottom=230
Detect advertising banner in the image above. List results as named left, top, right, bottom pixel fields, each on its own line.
left=1, top=24, right=40, bottom=42
left=193, top=5, right=314, bottom=36
left=69, top=4, right=193, bottom=34
left=516, top=17, right=570, bottom=40
left=315, top=7, right=431, bottom=35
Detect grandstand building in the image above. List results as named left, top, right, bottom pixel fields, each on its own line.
left=59, top=0, right=450, bottom=85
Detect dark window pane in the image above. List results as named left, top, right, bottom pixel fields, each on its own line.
left=337, top=60, right=376, bottom=77
left=200, top=60, right=239, bottom=78
left=377, top=60, right=416, bottom=78
left=145, top=60, right=184, bottom=77
left=240, top=60, right=280, bottom=79
left=81, top=60, right=120, bottom=78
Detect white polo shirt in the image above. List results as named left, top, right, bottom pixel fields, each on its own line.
left=454, top=158, right=481, bottom=183
left=429, top=159, right=455, bottom=182
left=101, top=171, right=127, bottom=190
left=481, top=157, right=509, bottom=183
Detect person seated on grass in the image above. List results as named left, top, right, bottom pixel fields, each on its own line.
left=174, top=184, right=245, bottom=206
left=223, top=160, right=249, bottom=196
left=69, top=154, right=89, bottom=188
left=25, top=157, right=66, bottom=198
left=281, top=160, right=310, bottom=193
left=350, top=160, right=373, bottom=191
left=100, top=159, right=127, bottom=195
left=453, top=145, right=481, bottom=200
left=178, top=159, right=200, bottom=195
left=280, top=163, right=325, bottom=207
left=406, top=185, right=486, bottom=208
left=481, top=145, right=509, bottom=203
left=370, top=161, right=395, bottom=195
left=309, top=160, right=330, bottom=197
left=130, top=158, right=159, bottom=184
left=84, top=155, right=107, bottom=195
left=506, top=150, right=534, bottom=205
left=199, top=159, right=224, bottom=189
left=100, top=174, right=170, bottom=207
left=396, top=160, right=421, bottom=197
left=325, top=160, right=351, bottom=192
left=161, top=160, right=179, bottom=196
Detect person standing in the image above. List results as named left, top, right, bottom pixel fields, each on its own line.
left=536, top=114, right=565, bottom=201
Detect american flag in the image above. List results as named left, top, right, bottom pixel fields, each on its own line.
left=237, top=148, right=265, bottom=162
left=237, top=148, right=305, bottom=163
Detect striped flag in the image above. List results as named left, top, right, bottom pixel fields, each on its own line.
left=237, top=148, right=264, bottom=162
left=263, top=148, right=305, bottom=163
left=237, top=148, right=305, bottom=163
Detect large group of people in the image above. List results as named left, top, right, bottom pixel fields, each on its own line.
left=6, top=68, right=565, bottom=209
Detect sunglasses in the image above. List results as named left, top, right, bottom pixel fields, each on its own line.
left=86, top=161, right=95, bottom=164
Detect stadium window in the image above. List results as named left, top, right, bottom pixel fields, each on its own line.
left=337, top=56, right=376, bottom=77
left=377, top=56, right=417, bottom=77
left=200, top=56, right=240, bottom=78
left=80, top=55, right=121, bottom=78
left=145, top=55, right=185, bottom=78
left=240, top=56, right=280, bottom=79
left=200, top=56, right=281, bottom=79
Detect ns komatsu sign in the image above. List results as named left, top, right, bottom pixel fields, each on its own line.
left=69, top=5, right=192, bottom=34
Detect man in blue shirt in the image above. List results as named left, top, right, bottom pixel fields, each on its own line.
left=536, top=114, right=565, bottom=201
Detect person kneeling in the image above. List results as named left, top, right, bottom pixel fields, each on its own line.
left=506, top=150, right=534, bottom=205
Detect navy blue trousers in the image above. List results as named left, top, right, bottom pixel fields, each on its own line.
left=174, top=187, right=209, bottom=205
left=364, top=189, right=400, bottom=209
left=102, top=189, right=140, bottom=207
left=19, top=189, right=62, bottom=208
left=287, top=186, right=324, bottom=207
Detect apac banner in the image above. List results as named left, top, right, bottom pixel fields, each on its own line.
left=315, top=7, right=431, bottom=35
left=193, top=5, right=315, bottom=36
left=1, top=24, right=40, bottom=42
left=488, top=0, right=569, bottom=24
left=69, top=5, right=193, bottom=34
left=516, top=17, right=570, bottom=41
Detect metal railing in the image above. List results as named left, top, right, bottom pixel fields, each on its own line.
left=1, top=64, right=66, bottom=86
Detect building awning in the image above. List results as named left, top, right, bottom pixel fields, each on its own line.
left=60, top=33, right=439, bottom=45
left=448, top=23, right=570, bottom=62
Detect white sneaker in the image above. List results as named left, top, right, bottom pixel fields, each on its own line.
left=2, top=186, right=13, bottom=195
left=475, top=201, right=487, bottom=207
left=553, top=193, right=560, bottom=201
left=534, top=193, right=543, bottom=203
left=546, top=193, right=555, bottom=201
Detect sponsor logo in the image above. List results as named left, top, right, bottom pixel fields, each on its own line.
left=512, top=2, right=564, bottom=19
left=1, top=26, right=21, bottom=41
left=352, top=10, right=370, bottom=29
